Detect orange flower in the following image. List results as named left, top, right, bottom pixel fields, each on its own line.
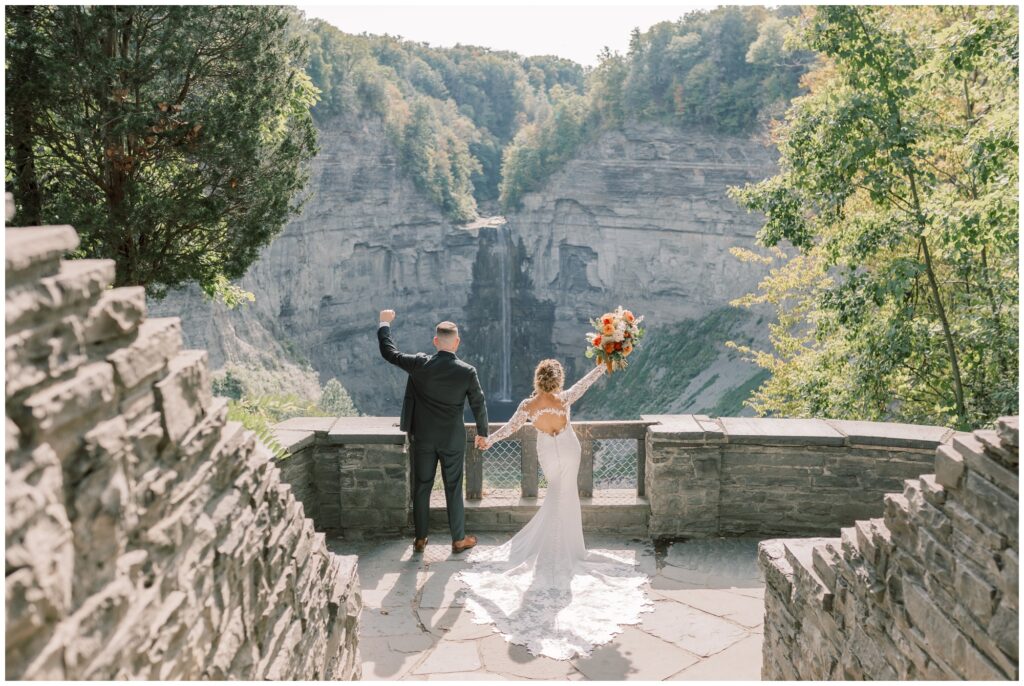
left=592, top=335, right=602, bottom=347
left=614, top=342, right=623, bottom=351
left=602, top=323, right=615, bottom=335
left=623, top=346, right=633, bottom=356
left=623, top=310, right=635, bottom=322
left=604, top=343, right=614, bottom=353
left=601, top=315, right=613, bottom=325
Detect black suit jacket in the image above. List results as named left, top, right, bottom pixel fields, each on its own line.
left=378, top=324, right=489, bottom=447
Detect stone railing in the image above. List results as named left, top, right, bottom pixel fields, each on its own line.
left=273, top=414, right=954, bottom=540
left=5, top=221, right=361, bottom=679
left=758, top=417, right=1018, bottom=680
left=646, top=414, right=954, bottom=538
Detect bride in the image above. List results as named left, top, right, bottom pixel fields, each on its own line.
left=455, top=359, right=654, bottom=660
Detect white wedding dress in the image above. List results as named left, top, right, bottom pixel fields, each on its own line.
left=455, top=365, right=654, bottom=660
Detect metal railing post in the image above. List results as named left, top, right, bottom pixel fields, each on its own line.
left=636, top=436, right=647, bottom=497
left=578, top=425, right=595, bottom=498
left=466, top=427, right=483, bottom=500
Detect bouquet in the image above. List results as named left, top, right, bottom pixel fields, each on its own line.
left=585, top=306, right=645, bottom=372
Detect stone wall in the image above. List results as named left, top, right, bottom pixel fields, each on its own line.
left=5, top=224, right=361, bottom=679
left=275, top=414, right=955, bottom=541
left=274, top=416, right=409, bottom=538
left=645, top=414, right=953, bottom=538
left=759, top=417, right=1019, bottom=680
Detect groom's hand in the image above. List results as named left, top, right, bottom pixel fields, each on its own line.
left=380, top=309, right=396, bottom=323
left=474, top=435, right=488, bottom=450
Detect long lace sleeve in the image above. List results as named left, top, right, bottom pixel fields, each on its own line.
left=560, top=364, right=606, bottom=406
left=483, top=399, right=530, bottom=449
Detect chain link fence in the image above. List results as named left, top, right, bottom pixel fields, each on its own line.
left=593, top=438, right=639, bottom=490
left=480, top=439, right=523, bottom=501
left=429, top=433, right=640, bottom=505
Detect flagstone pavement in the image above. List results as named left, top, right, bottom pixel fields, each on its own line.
left=327, top=534, right=768, bottom=681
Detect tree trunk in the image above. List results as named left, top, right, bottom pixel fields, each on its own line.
left=8, top=5, right=43, bottom=226
left=101, top=7, right=135, bottom=285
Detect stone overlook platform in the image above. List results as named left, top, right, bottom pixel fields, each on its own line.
left=5, top=215, right=1018, bottom=680
left=339, top=534, right=766, bottom=681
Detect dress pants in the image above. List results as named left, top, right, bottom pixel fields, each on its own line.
left=411, top=438, right=466, bottom=542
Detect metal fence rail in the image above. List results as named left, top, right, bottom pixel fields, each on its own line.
left=464, top=420, right=653, bottom=500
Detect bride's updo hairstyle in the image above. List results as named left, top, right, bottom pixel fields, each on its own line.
left=534, top=359, right=564, bottom=394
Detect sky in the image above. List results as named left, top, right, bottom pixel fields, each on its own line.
left=296, top=2, right=725, bottom=67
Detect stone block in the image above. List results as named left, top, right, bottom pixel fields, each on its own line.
left=107, top=317, right=183, bottom=389
left=988, top=600, right=1018, bottom=661
left=916, top=528, right=955, bottom=578
left=5, top=225, right=79, bottom=280
left=273, top=429, right=315, bottom=453
left=954, top=433, right=1018, bottom=498
left=6, top=314, right=87, bottom=398
left=784, top=538, right=836, bottom=611
left=21, top=361, right=116, bottom=436
left=6, top=260, right=114, bottom=337
left=996, top=416, right=1018, bottom=448
left=644, top=414, right=707, bottom=442
left=825, top=418, right=953, bottom=449
left=274, top=416, right=337, bottom=433
left=326, top=416, right=405, bottom=444
left=154, top=350, right=211, bottom=443
left=954, top=564, right=997, bottom=624
left=720, top=416, right=845, bottom=446
left=82, top=286, right=146, bottom=344
left=958, top=471, right=1018, bottom=544
left=934, top=444, right=965, bottom=489
left=919, top=474, right=946, bottom=506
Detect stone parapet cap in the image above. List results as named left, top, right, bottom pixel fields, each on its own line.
left=274, top=428, right=317, bottom=453
left=823, top=418, right=954, bottom=449
left=643, top=414, right=717, bottom=443
left=327, top=416, right=404, bottom=444
left=720, top=416, right=846, bottom=446
left=645, top=414, right=953, bottom=450
left=274, top=414, right=958, bottom=452
left=273, top=416, right=405, bottom=446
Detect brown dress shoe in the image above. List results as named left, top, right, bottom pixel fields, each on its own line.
left=413, top=537, right=428, bottom=553
left=451, top=534, right=477, bottom=553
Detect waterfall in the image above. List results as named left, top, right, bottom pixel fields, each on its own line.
left=497, top=222, right=512, bottom=401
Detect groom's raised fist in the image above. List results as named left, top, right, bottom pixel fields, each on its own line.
left=380, top=309, right=396, bottom=323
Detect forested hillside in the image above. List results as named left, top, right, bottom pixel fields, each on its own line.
left=295, top=6, right=809, bottom=217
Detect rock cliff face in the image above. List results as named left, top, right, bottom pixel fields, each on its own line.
left=493, top=121, right=779, bottom=403
left=152, top=117, right=779, bottom=417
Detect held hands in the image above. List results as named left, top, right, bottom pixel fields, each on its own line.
left=379, top=309, right=396, bottom=323
left=474, top=435, right=489, bottom=451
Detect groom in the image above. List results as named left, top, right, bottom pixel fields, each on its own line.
left=377, top=309, right=489, bottom=554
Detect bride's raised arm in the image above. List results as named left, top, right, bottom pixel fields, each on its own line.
left=560, top=363, right=607, bottom=406
left=482, top=399, right=530, bottom=449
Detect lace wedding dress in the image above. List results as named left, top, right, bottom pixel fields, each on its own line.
left=455, top=365, right=654, bottom=660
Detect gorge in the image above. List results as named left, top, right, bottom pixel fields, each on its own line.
left=150, top=116, right=781, bottom=420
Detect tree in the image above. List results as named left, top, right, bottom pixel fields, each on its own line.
left=729, top=5, right=1018, bottom=429
left=319, top=378, right=359, bottom=417
left=4, top=6, right=318, bottom=299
